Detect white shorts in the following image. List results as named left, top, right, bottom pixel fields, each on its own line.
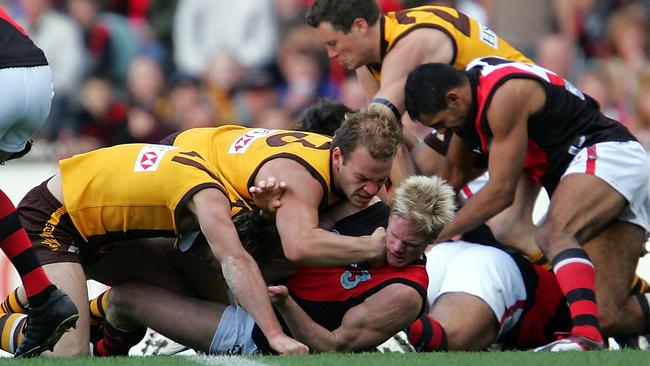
left=0, top=65, right=53, bottom=152
left=561, top=141, right=650, bottom=232
left=209, top=305, right=258, bottom=355
left=460, top=171, right=489, bottom=200
left=425, top=241, right=527, bottom=337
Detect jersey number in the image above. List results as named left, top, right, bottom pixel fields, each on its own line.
left=266, top=132, right=330, bottom=150
left=396, top=7, right=470, bottom=37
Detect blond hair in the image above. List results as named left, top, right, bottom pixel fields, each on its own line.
left=392, top=175, right=456, bottom=243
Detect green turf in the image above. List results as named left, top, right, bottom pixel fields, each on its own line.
left=2, top=350, right=650, bottom=366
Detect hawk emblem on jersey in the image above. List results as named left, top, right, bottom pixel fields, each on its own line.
left=133, top=144, right=178, bottom=172
left=340, top=270, right=371, bottom=289
left=228, top=128, right=276, bottom=154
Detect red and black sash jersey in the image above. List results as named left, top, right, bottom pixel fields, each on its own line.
left=287, top=260, right=429, bottom=332
left=457, top=57, right=636, bottom=195
left=0, top=8, right=48, bottom=69
left=289, top=201, right=427, bottom=331
left=252, top=201, right=428, bottom=353
left=498, top=254, right=571, bottom=349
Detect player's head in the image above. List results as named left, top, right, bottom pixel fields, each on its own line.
left=331, top=110, right=401, bottom=207
left=296, top=99, right=353, bottom=136
left=386, top=176, right=456, bottom=267
left=405, top=63, right=471, bottom=134
left=306, top=0, right=381, bottom=69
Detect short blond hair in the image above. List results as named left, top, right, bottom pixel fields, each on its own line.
left=392, top=176, right=456, bottom=243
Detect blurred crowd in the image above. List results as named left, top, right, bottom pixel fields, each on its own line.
left=4, top=0, right=650, bottom=159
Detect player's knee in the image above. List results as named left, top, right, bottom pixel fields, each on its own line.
left=106, top=283, right=139, bottom=318
left=444, top=327, right=488, bottom=351
left=534, top=220, right=575, bottom=255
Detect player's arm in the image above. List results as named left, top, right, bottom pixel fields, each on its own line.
left=381, top=142, right=417, bottom=205
left=434, top=80, right=541, bottom=242
left=270, top=284, right=422, bottom=352
left=189, top=188, right=308, bottom=355
left=356, top=66, right=380, bottom=100
left=366, top=28, right=454, bottom=121
left=443, top=134, right=477, bottom=189
left=363, top=29, right=454, bottom=202
left=261, top=160, right=385, bottom=266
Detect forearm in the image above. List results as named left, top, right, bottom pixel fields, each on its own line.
left=391, top=143, right=417, bottom=184
left=284, top=229, right=381, bottom=266
left=275, top=297, right=340, bottom=352
left=437, top=184, right=514, bottom=242
left=221, top=254, right=283, bottom=339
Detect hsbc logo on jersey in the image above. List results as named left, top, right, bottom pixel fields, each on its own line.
left=133, top=144, right=178, bottom=172
left=228, top=128, right=276, bottom=154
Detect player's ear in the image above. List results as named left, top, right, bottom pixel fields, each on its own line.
left=352, top=18, right=369, bottom=34
left=445, top=91, right=461, bottom=108
left=332, top=146, right=343, bottom=168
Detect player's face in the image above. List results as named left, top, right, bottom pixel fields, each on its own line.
left=316, top=22, right=367, bottom=70
left=386, top=214, right=425, bottom=267
left=333, top=146, right=391, bottom=208
left=416, top=108, right=465, bottom=135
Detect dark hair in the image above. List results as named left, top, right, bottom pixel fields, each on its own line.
left=296, top=99, right=353, bottom=136
left=306, top=0, right=381, bottom=33
left=232, top=207, right=280, bottom=264
left=405, top=63, right=467, bottom=121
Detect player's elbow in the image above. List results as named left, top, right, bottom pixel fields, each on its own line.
left=281, top=239, right=311, bottom=264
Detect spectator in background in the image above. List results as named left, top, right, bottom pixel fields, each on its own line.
left=601, top=3, right=649, bottom=121
left=339, top=76, right=366, bottom=111
left=67, top=0, right=139, bottom=84
left=202, top=54, right=244, bottom=125
left=578, top=64, right=630, bottom=126
left=143, top=0, right=177, bottom=57
left=278, top=50, right=335, bottom=116
left=273, top=0, right=309, bottom=38
left=74, top=77, right=129, bottom=148
left=16, top=0, right=85, bottom=141
left=254, top=106, right=295, bottom=130
left=631, top=65, right=650, bottom=150
left=167, top=75, right=216, bottom=132
left=173, top=0, right=278, bottom=77
left=124, top=55, right=174, bottom=142
left=236, top=68, right=279, bottom=127
left=277, top=23, right=334, bottom=89
left=484, top=0, right=553, bottom=58
left=535, top=34, right=577, bottom=80
left=100, top=0, right=151, bottom=20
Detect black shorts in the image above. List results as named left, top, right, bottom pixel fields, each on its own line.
left=17, top=179, right=91, bottom=265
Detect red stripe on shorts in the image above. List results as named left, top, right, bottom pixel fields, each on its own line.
left=461, top=185, right=473, bottom=198
left=586, top=146, right=597, bottom=175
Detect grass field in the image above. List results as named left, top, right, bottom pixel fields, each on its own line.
left=3, top=351, right=650, bottom=366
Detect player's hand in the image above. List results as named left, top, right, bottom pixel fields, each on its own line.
left=268, top=334, right=309, bottom=355
left=267, top=285, right=289, bottom=306
left=250, top=177, right=287, bottom=213
left=368, top=227, right=387, bottom=267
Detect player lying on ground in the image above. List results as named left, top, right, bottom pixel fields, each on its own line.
left=95, top=174, right=456, bottom=354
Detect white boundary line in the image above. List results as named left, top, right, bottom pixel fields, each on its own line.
left=186, top=355, right=272, bottom=366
